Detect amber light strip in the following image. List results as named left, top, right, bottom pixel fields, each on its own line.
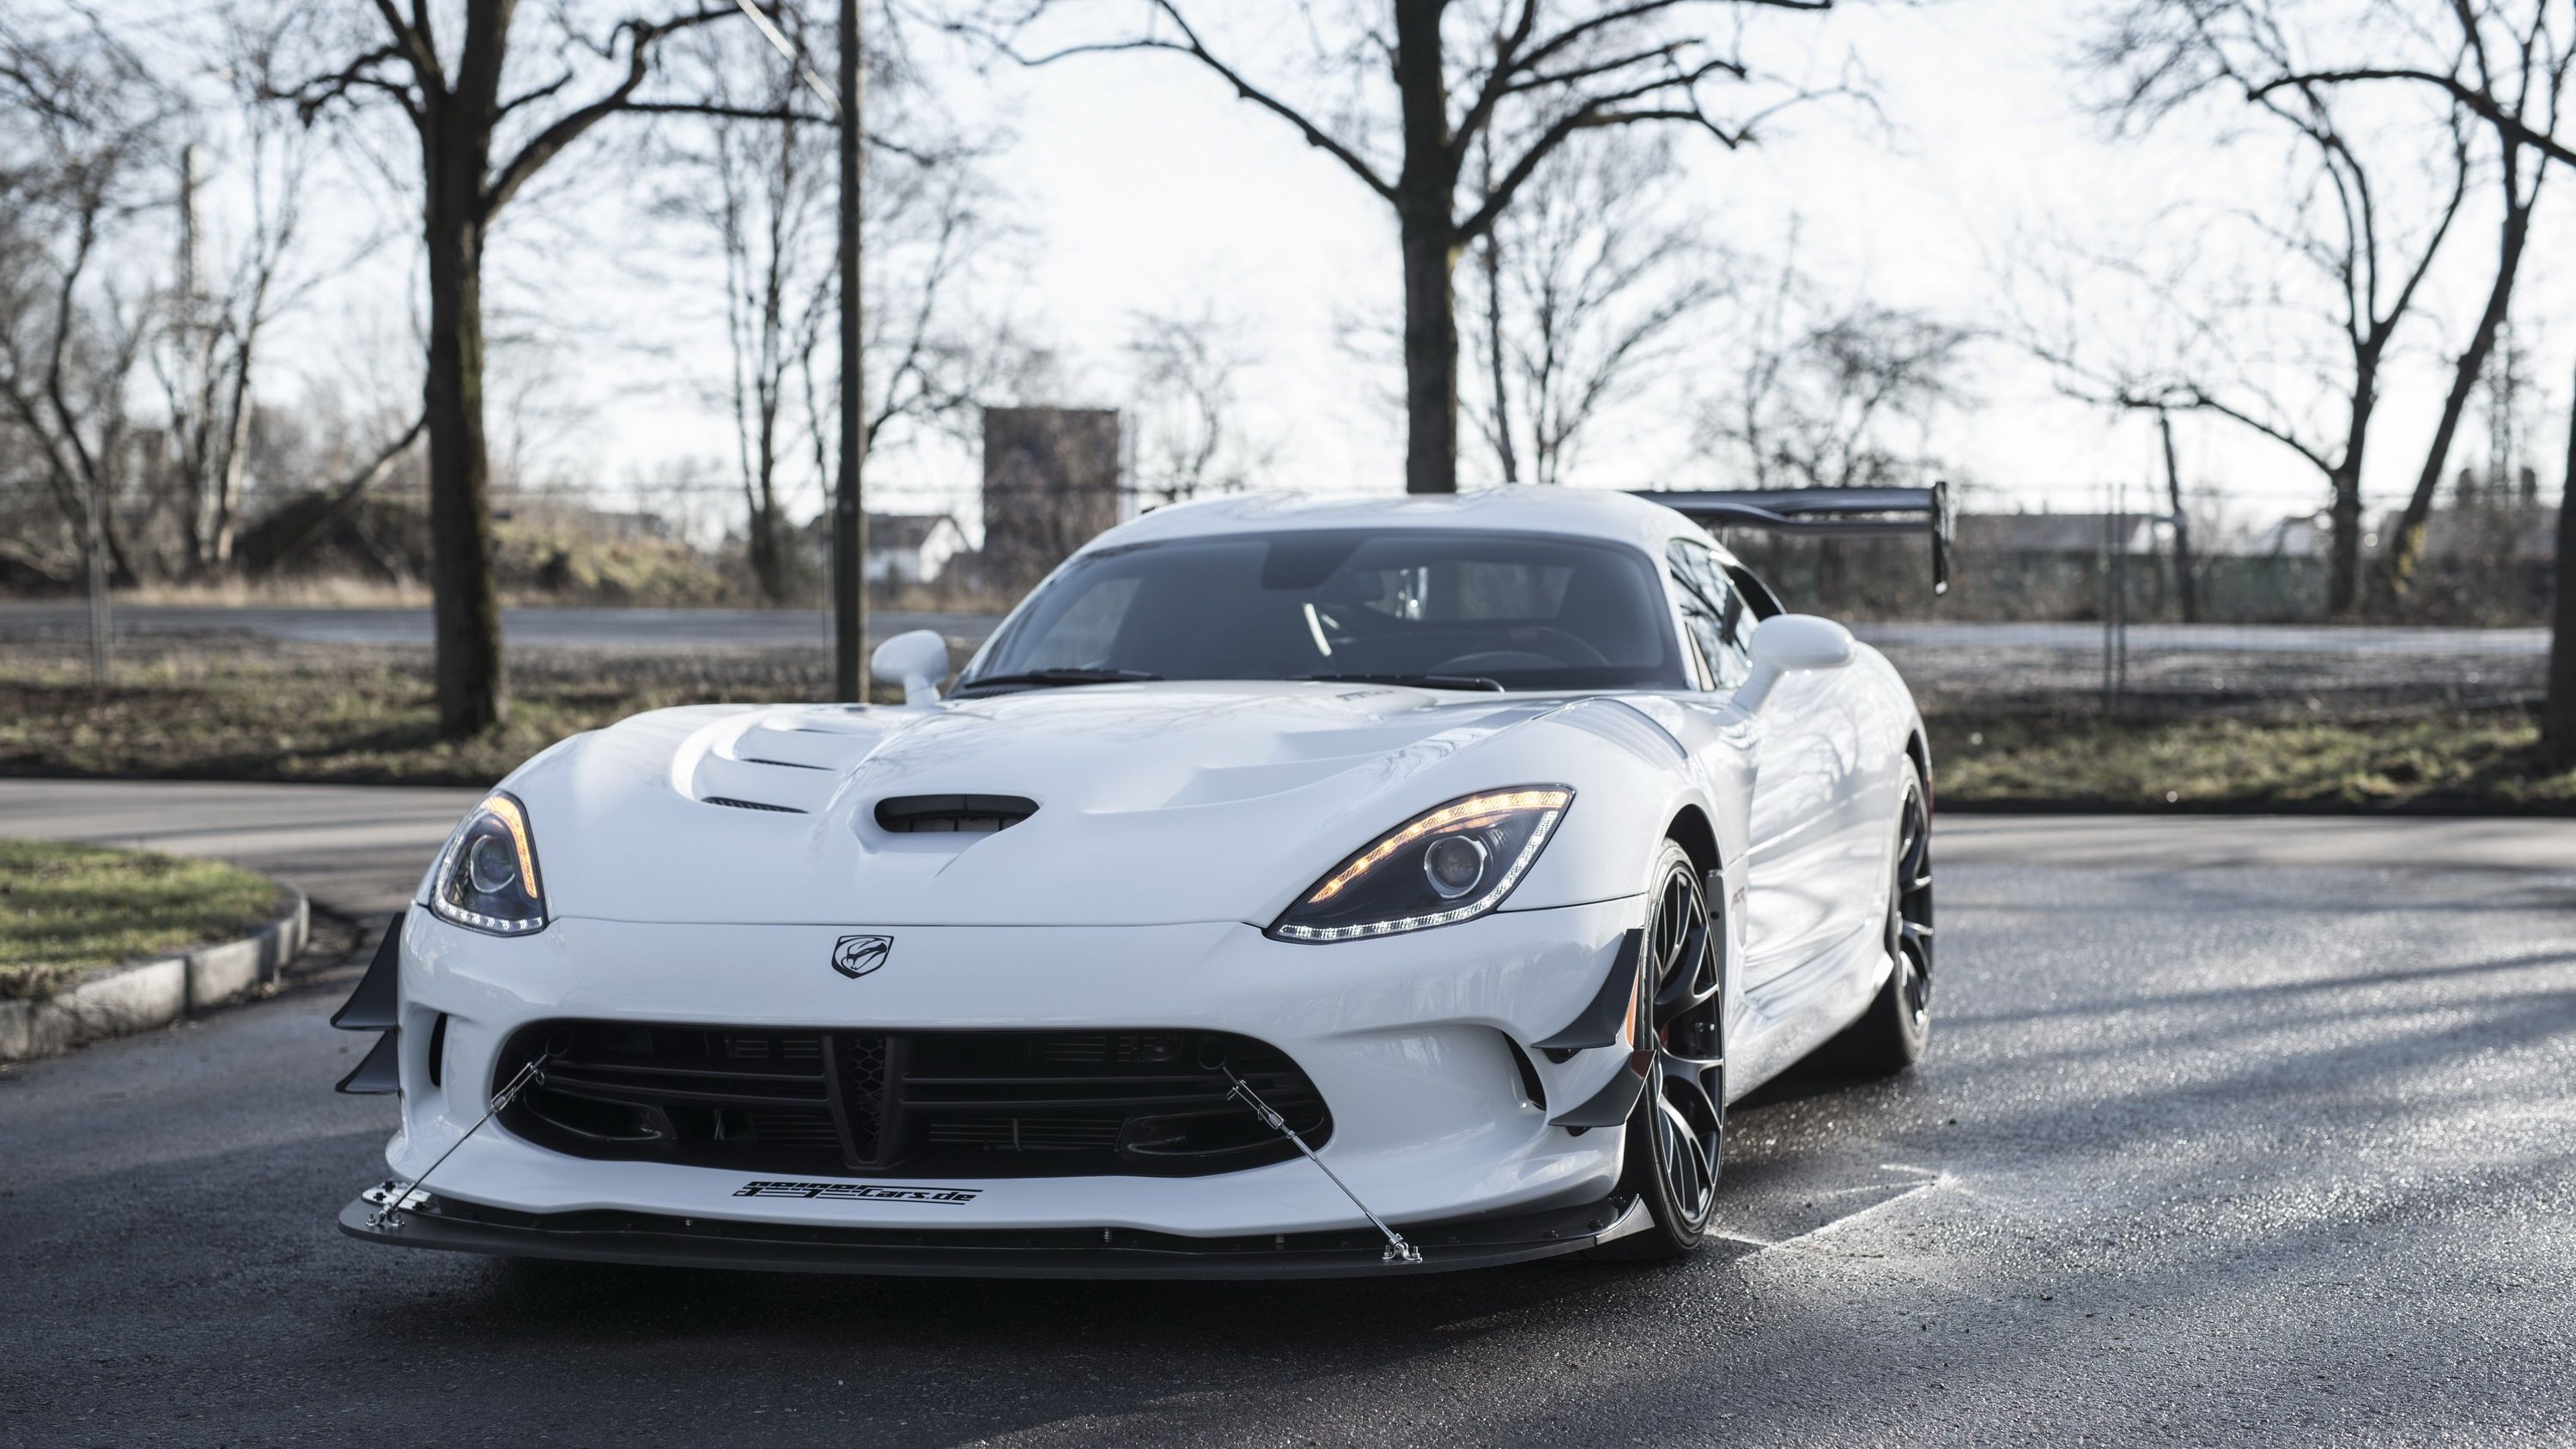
left=479, top=793, right=543, bottom=899
left=1304, top=788, right=1573, bottom=905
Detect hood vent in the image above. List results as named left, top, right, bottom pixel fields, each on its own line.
left=706, top=796, right=809, bottom=815
left=875, top=793, right=1036, bottom=834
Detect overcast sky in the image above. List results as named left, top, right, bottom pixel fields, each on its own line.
left=120, top=0, right=2576, bottom=543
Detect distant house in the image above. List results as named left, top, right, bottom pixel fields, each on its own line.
left=2244, top=513, right=2332, bottom=559
left=865, top=512, right=969, bottom=585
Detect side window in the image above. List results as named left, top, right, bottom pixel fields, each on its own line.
left=1726, top=563, right=1784, bottom=621
left=1664, top=540, right=1753, bottom=692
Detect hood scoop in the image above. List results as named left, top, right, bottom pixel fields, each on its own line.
left=874, top=793, right=1037, bottom=834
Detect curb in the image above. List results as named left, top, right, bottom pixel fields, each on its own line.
left=0, top=888, right=309, bottom=1065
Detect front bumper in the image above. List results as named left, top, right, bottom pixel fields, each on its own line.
left=337, top=1184, right=1650, bottom=1279
left=357, top=896, right=1646, bottom=1247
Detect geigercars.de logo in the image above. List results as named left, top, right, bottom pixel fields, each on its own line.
left=733, top=1179, right=981, bottom=1203
left=829, top=933, right=892, bottom=979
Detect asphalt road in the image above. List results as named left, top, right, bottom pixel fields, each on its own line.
left=0, top=599, right=2549, bottom=657
left=3, top=784, right=2573, bottom=1446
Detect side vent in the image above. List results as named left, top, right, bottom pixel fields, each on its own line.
left=875, top=794, right=1037, bottom=834
left=705, top=796, right=809, bottom=815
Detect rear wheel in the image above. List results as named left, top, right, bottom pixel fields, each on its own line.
left=1831, top=761, right=1934, bottom=1076
left=1593, top=840, right=1726, bottom=1261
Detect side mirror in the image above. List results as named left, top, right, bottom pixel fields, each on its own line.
left=870, top=629, right=951, bottom=706
left=1733, top=614, right=1854, bottom=714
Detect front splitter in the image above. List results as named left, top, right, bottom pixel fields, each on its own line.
left=338, top=1187, right=1649, bottom=1279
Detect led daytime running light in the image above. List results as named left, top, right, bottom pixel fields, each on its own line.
left=1303, top=789, right=1571, bottom=906
left=477, top=794, right=541, bottom=900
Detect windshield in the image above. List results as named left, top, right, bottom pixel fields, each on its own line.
left=959, top=529, right=1685, bottom=693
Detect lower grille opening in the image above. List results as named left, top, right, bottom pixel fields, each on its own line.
left=499, top=1022, right=1328, bottom=1179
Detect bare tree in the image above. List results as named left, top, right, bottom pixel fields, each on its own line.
left=662, top=11, right=1031, bottom=601
left=660, top=20, right=836, bottom=602
left=1702, top=252, right=1969, bottom=491
left=2352, top=1, right=2573, bottom=606
left=154, top=52, right=345, bottom=576
left=263, top=1, right=804, bottom=737
left=1463, top=127, right=1724, bottom=486
left=2087, top=0, right=2472, bottom=617
left=1123, top=303, right=1271, bottom=506
left=0, top=15, right=171, bottom=587
left=2233, top=2, right=2576, bottom=750
left=982, top=0, right=1842, bottom=496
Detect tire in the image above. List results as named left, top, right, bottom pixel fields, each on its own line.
left=1591, top=840, right=1727, bottom=1261
left=1829, top=760, right=1934, bottom=1077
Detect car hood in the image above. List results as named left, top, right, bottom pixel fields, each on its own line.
left=501, top=682, right=1661, bottom=927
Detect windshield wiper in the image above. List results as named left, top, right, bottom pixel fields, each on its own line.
left=951, top=667, right=1163, bottom=694
left=1293, top=672, right=1505, bottom=693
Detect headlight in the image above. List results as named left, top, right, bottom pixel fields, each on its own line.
left=428, top=791, right=549, bottom=936
left=1269, top=786, right=1572, bottom=943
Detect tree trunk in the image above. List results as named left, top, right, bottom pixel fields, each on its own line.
left=2326, top=467, right=2364, bottom=618
left=2159, top=409, right=2196, bottom=623
left=2544, top=361, right=2576, bottom=760
left=1479, top=230, right=1516, bottom=485
left=2326, top=382, right=2374, bottom=618
left=1401, top=216, right=1461, bottom=495
left=2384, top=166, right=2537, bottom=609
left=1394, top=0, right=1458, bottom=495
left=423, top=181, right=507, bottom=737
left=208, top=338, right=256, bottom=569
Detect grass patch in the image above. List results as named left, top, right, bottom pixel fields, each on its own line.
left=1931, top=711, right=2576, bottom=811
left=0, top=840, right=282, bottom=996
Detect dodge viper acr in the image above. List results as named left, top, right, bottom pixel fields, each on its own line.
left=335, top=487, right=1941, bottom=1277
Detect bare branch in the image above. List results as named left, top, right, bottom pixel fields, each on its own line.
left=2249, top=65, right=2576, bottom=167
left=996, top=3, right=1395, bottom=202
left=483, top=7, right=738, bottom=217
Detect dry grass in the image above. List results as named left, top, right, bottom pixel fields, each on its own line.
left=1930, top=710, right=2576, bottom=811
left=0, top=636, right=889, bottom=786
left=0, top=840, right=281, bottom=996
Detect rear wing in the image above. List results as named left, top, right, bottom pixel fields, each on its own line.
left=1628, top=482, right=1953, bottom=595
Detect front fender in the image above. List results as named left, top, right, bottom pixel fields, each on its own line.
left=1498, top=696, right=1751, bottom=914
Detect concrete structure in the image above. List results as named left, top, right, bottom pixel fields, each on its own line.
left=981, top=406, right=1123, bottom=585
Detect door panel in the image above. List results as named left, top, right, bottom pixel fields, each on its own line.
left=1740, top=667, right=1856, bottom=988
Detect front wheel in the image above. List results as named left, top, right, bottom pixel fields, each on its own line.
left=1591, top=840, right=1726, bottom=1261
left=1830, top=760, right=1934, bottom=1076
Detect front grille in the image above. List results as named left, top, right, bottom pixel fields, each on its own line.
left=499, top=1022, right=1328, bottom=1179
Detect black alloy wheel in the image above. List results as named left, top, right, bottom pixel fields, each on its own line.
left=1832, top=761, right=1935, bottom=1076
left=1595, top=840, right=1726, bottom=1259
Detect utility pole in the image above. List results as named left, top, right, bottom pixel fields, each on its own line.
left=832, top=0, right=867, bottom=700
left=178, top=141, right=216, bottom=570
left=2158, top=409, right=2198, bottom=625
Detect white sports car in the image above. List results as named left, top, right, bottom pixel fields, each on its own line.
left=336, top=485, right=1947, bottom=1276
